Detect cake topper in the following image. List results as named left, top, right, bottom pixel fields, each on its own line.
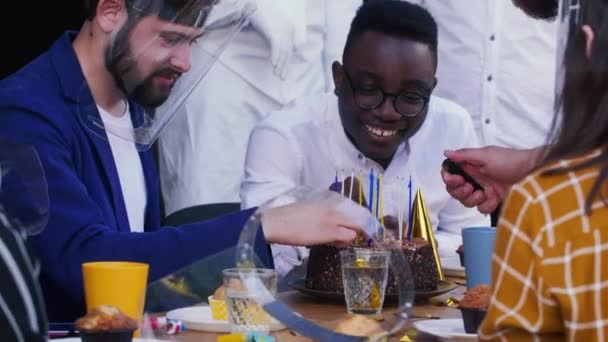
left=409, top=188, right=445, bottom=280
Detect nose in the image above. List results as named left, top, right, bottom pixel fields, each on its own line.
left=375, top=95, right=401, bottom=121
left=169, top=43, right=192, bottom=73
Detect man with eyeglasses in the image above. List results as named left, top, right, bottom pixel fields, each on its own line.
left=240, top=0, right=490, bottom=276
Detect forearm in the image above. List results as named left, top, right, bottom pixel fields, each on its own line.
left=33, top=208, right=266, bottom=306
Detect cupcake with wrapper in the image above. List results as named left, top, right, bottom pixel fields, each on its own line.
left=458, top=284, right=491, bottom=334
left=74, top=305, right=138, bottom=342
left=209, top=285, right=229, bottom=321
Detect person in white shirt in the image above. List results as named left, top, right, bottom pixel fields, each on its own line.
left=158, top=0, right=362, bottom=216
left=398, top=0, right=558, bottom=150
left=240, top=0, right=490, bottom=276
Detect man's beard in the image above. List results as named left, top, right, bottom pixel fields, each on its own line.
left=104, top=24, right=180, bottom=109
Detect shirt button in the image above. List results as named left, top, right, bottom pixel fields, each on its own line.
left=489, top=34, right=495, bottom=41
left=358, top=153, right=364, bottom=160
left=487, top=75, right=493, bottom=82
left=485, top=118, right=491, bottom=124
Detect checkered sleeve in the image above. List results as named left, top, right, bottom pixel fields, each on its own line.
left=478, top=182, right=563, bottom=342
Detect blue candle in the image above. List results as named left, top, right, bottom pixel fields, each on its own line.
left=375, top=175, right=380, bottom=220
left=407, top=175, right=413, bottom=241
left=368, top=169, right=374, bottom=213
left=334, top=170, right=338, bottom=192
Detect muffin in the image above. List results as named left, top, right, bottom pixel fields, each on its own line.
left=459, top=284, right=492, bottom=334
left=74, top=305, right=137, bottom=342
left=209, top=285, right=228, bottom=321
left=335, top=314, right=386, bottom=341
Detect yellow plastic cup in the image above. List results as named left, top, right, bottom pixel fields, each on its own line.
left=82, top=262, right=149, bottom=334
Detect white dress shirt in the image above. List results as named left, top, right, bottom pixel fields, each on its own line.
left=240, top=93, right=490, bottom=275
left=411, top=0, right=558, bottom=149
left=158, top=0, right=362, bottom=215
left=98, top=104, right=147, bottom=232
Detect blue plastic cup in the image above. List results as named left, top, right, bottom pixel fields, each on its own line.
left=462, top=227, right=496, bottom=289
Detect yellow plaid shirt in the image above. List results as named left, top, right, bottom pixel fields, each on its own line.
left=479, top=149, right=608, bottom=341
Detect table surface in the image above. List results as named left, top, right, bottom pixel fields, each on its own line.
left=171, top=279, right=467, bottom=342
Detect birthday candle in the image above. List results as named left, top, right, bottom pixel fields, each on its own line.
left=349, top=169, right=354, bottom=200
left=407, top=175, right=413, bottom=241
left=341, top=169, right=346, bottom=197
left=358, top=172, right=363, bottom=206
left=334, top=170, right=338, bottom=192
left=375, top=174, right=380, bottom=239
left=368, top=169, right=374, bottom=213
left=398, top=177, right=403, bottom=243
left=379, top=174, right=385, bottom=240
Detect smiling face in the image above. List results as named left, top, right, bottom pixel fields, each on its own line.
left=333, top=30, right=436, bottom=168
left=105, top=15, right=204, bottom=107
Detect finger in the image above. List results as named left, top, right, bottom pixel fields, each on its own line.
left=331, top=227, right=358, bottom=248
left=442, top=171, right=466, bottom=187
left=462, top=190, right=486, bottom=208
left=449, top=182, right=475, bottom=202
left=478, top=196, right=501, bottom=215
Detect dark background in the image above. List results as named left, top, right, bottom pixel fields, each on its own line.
left=1, top=2, right=85, bottom=79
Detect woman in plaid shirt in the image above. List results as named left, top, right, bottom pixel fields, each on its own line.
left=472, top=0, right=608, bottom=340
left=441, top=0, right=608, bottom=340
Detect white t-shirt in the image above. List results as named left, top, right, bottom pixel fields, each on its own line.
left=98, top=103, right=147, bottom=232
left=240, top=92, right=490, bottom=275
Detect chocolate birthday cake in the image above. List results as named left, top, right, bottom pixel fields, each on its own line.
left=305, top=176, right=440, bottom=295
left=305, top=237, right=439, bottom=296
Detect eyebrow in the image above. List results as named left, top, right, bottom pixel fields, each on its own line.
left=160, top=30, right=205, bottom=42
left=402, top=80, right=433, bottom=93
left=354, top=70, right=433, bottom=93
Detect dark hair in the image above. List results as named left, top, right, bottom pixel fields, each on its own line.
left=345, top=0, right=438, bottom=65
left=511, top=0, right=558, bottom=20
left=542, top=0, right=608, bottom=213
left=83, top=0, right=215, bottom=27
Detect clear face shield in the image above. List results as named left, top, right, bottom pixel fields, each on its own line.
left=143, top=187, right=416, bottom=341
left=0, top=140, right=49, bottom=236
left=78, top=0, right=256, bottom=150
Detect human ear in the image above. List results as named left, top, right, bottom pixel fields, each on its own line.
left=582, top=24, right=595, bottom=59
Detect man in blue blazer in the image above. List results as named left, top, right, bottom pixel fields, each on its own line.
left=0, top=0, right=362, bottom=322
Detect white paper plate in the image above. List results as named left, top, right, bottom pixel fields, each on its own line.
left=166, top=305, right=286, bottom=333
left=442, top=256, right=465, bottom=278
left=53, top=338, right=170, bottom=342
left=413, top=318, right=477, bottom=341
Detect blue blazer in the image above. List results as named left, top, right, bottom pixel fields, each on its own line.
left=0, top=32, right=271, bottom=322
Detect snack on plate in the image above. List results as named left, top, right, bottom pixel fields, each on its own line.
left=74, top=305, right=137, bottom=342
left=209, top=285, right=228, bottom=321
left=335, top=314, right=387, bottom=340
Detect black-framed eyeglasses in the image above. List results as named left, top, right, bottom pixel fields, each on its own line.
left=342, top=67, right=430, bottom=118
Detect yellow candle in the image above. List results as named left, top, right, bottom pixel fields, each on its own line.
left=358, top=173, right=363, bottom=205
left=379, top=174, right=385, bottom=240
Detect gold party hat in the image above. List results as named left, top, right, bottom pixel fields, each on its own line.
left=410, top=188, right=445, bottom=280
